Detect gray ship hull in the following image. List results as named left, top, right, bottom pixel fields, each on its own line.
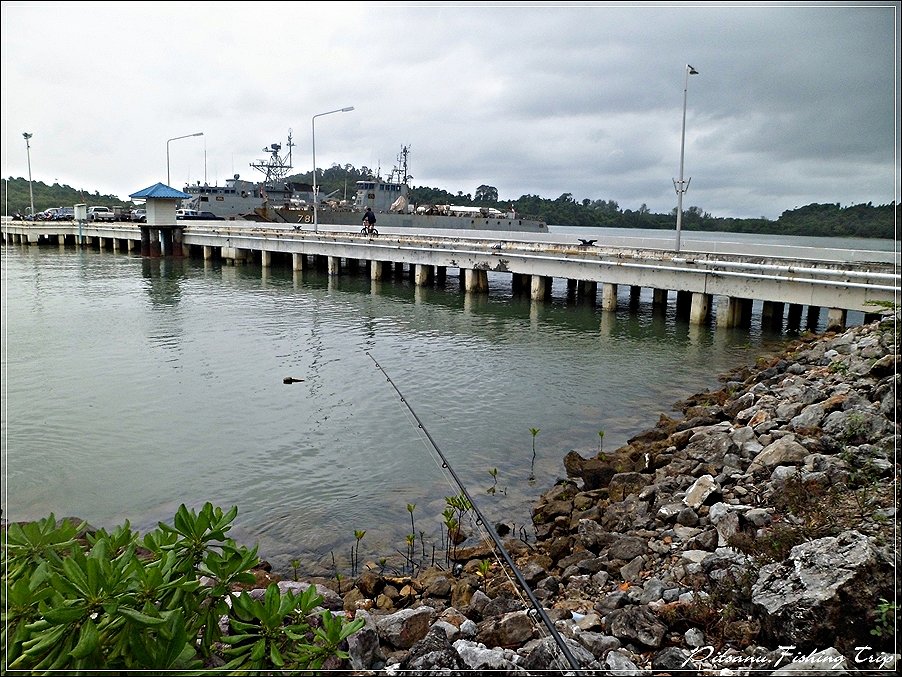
left=253, top=205, right=548, bottom=233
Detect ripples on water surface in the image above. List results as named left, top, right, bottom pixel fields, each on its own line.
left=2, top=244, right=845, bottom=574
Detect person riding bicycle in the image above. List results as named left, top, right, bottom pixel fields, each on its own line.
left=362, top=207, right=376, bottom=232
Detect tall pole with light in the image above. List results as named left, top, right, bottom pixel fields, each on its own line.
left=312, top=107, right=354, bottom=232
left=166, top=132, right=204, bottom=186
left=23, top=132, right=35, bottom=217
left=673, top=64, right=698, bottom=253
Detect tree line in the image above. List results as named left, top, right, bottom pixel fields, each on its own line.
left=3, top=172, right=895, bottom=240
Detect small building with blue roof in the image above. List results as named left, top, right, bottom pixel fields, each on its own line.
left=129, top=182, right=190, bottom=226
left=129, top=183, right=191, bottom=256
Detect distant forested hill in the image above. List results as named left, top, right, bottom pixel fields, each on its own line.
left=4, top=173, right=896, bottom=240
left=2, top=177, right=127, bottom=216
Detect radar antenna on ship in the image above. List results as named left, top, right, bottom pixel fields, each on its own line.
left=250, top=129, right=295, bottom=184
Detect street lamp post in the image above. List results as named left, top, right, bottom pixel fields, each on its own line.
left=167, top=132, right=204, bottom=186
left=312, top=107, right=354, bottom=232
left=673, top=64, right=698, bottom=253
left=23, top=132, right=34, bottom=218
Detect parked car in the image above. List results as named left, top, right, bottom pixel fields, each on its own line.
left=131, top=208, right=146, bottom=223
left=176, top=209, right=223, bottom=221
left=53, top=207, right=75, bottom=221
left=87, top=206, right=116, bottom=222
left=175, top=208, right=199, bottom=220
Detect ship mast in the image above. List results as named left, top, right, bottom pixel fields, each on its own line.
left=390, top=145, right=411, bottom=185
left=250, top=129, right=295, bottom=184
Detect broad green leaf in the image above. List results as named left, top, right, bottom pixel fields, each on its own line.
left=69, top=618, right=99, bottom=659
left=42, top=605, right=88, bottom=624
left=118, top=607, right=169, bottom=626
left=270, top=641, right=285, bottom=667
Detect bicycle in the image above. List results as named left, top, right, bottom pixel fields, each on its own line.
left=361, top=222, right=379, bottom=237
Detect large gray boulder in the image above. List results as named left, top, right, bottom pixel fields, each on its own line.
left=752, top=530, right=894, bottom=653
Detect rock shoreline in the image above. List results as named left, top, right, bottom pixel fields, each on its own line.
left=278, top=313, right=897, bottom=674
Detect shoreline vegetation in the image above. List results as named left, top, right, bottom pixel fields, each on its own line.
left=2, top=175, right=896, bottom=239
left=3, top=311, right=898, bottom=673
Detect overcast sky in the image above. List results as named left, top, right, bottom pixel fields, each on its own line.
left=1, top=1, right=899, bottom=221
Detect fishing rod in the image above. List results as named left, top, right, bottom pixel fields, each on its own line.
left=367, top=352, right=582, bottom=672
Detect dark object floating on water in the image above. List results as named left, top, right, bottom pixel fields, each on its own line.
left=283, top=377, right=305, bottom=384
left=577, top=239, right=598, bottom=246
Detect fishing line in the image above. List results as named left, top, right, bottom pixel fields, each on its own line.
left=367, top=352, right=581, bottom=672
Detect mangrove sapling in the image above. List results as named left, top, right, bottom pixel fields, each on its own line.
left=405, top=534, right=416, bottom=575
left=407, top=503, right=416, bottom=537
left=529, top=427, right=540, bottom=483
left=476, top=559, right=491, bottom=592
left=442, top=508, right=459, bottom=568
left=487, top=467, right=498, bottom=494
left=597, top=429, right=605, bottom=456
left=352, top=530, right=366, bottom=578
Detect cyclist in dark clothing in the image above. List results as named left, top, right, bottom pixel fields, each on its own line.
left=362, top=207, right=378, bottom=236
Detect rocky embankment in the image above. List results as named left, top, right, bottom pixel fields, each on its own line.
left=253, top=314, right=899, bottom=674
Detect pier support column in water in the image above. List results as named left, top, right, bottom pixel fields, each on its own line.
left=601, top=283, right=618, bottom=311
left=807, top=305, right=821, bottom=331
left=140, top=227, right=151, bottom=256
left=566, top=279, right=577, bottom=300
left=149, top=229, right=162, bottom=258
left=690, top=292, right=711, bottom=325
left=371, top=260, right=385, bottom=280
left=530, top=274, right=550, bottom=301
left=716, top=296, right=744, bottom=328
left=629, top=285, right=642, bottom=308
left=652, top=288, right=669, bottom=312
left=786, top=303, right=803, bottom=331
left=414, top=263, right=432, bottom=286
left=826, top=308, right=847, bottom=331
left=761, top=301, right=785, bottom=331
left=675, top=290, right=691, bottom=319
left=578, top=280, right=597, bottom=304
left=327, top=256, right=340, bottom=276
left=464, top=268, right=489, bottom=293
left=172, top=227, right=185, bottom=257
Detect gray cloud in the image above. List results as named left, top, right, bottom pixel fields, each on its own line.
left=2, top=1, right=898, bottom=221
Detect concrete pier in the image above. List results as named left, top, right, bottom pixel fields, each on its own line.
left=2, top=220, right=896, bottom=332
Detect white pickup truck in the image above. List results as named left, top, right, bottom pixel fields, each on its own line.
left=87, top=206, right=116, bottom=222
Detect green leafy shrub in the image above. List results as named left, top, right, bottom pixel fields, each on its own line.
left=2, top=503, right=363, bottom=672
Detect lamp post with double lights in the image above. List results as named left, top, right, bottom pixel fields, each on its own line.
left=23, top=132, right=35, bottom=218
left=312, top=107, right=354, bottom=232
left=673, top=64, right=698, bottom=253
left=166, top=132, right=204, bottom=186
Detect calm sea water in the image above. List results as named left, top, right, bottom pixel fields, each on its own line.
left=1, top=228, right=892, bottom=575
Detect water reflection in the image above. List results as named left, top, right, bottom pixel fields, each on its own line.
left=141, top=258, right=186, bottom=307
